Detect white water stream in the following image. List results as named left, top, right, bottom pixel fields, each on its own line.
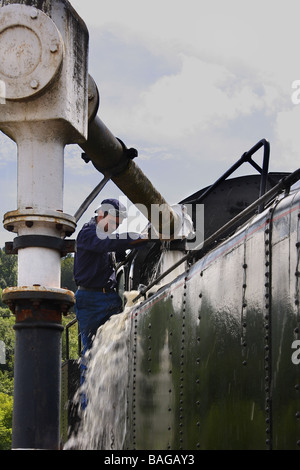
left=64, top=291, right=139, bottom=450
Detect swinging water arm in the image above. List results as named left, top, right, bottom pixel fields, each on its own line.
left=80, top=114, right=179, bottom=239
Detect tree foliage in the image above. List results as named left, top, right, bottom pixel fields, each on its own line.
left=61, top=254, right=77, bottom=293
left=0, top=249, right=17, bottom=291
left=0, top=247, right=16, bottom=450
left=0, top=393, right=13, bottom=450
left=0, top=308, right=15, bottom=392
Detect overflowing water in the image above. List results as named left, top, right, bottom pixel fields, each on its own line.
left=64, top=291, right=140, bottom=450
left=156, top=247, right=186, bottom=285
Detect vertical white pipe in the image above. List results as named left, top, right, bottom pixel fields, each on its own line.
left=15, top=125, right=65, bottom=287
left=17, top=128, right=64, bottom=211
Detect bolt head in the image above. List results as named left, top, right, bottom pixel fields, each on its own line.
left=30, top=8, right=38, bottom=19
left=30, top=80, right=39, bottom=90
left=50, top=44, right=58, bottom=53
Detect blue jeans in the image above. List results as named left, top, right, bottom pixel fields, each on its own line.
left=75, top=289, right=122, bottom=406
left=75, top=289, right=123, bottom=354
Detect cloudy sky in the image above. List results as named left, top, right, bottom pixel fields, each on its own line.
left=0, top=0, right=299, bottom=248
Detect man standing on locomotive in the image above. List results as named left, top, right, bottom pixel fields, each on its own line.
left=73, top=198, right=147, bottom=396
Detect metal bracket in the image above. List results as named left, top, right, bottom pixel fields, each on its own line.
left=76, top=139, right=138, bottom=223
left=193, top=139, right=271, bottom=207
left=81, top=137, right=138, bottom=174
left=5, top=235, right=76, bottom=257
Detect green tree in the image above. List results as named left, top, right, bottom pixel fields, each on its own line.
left=0, top=249, right=17, bottom=292
left=0, top=307, right=15, bottom=392
left=62, top=314, right=80, bottom=361
left=60, top=254, right=80, bottom=360
left=0, top=392, right=13, bottom=450
left=61, top=254, right=76, bottom=293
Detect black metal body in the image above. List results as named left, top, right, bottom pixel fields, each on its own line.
left=120, top=174, right=300, bottom=450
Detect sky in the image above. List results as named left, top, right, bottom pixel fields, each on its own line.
left=0, top=0, right=299, bottom=248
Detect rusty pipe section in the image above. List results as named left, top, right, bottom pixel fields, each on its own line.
left=80, top=115, right=179, bottom=238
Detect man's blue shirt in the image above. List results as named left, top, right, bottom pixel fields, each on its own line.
left=74, top=218, right=141, bottom=289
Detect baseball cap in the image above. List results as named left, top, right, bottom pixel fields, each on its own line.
left=95, top=198, right=127, bottom=219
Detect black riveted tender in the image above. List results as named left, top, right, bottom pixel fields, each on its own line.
left=120, top=166, right=300, bottom=450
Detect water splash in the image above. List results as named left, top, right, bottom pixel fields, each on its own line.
left=64, top=291, right=140, bottom=450
left=157, top=248, right=186, bottom=286
left=146, top=247, right=186, bottom=296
